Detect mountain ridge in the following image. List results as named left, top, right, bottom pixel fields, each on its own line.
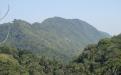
left=0, top=17, right=110, bottom=61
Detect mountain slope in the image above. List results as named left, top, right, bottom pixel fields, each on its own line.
left=0, top=17, right=110, bottom=61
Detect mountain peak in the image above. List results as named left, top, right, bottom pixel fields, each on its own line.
left=42, top=17, right=66, bottom=23
left=48, top=16, right=66, bottom=20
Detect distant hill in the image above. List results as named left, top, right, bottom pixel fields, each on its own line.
left=0, top=17, right=110, bottom=61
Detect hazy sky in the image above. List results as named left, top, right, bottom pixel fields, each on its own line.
left=0, top=0, right=121, bottom=35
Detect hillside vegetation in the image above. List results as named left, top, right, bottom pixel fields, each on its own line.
left=0, top=33, right=121, bottom=75
left=0, top=17, right=110, bottom=61
left=75, top=34, right=121, bottom=75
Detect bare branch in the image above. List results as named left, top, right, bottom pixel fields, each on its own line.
left=0, top=4, right=10, bottom=45
left=0, top=4, right=10, bottom=21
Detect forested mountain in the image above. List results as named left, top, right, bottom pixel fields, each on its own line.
left=0, top=17, right=110, bottom=61
left=0, top=33, right=120, bottom=75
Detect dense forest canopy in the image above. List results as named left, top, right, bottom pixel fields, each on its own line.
left=0, top=34, right=121, bottom=75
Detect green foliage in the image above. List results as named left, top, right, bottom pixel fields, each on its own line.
left=75, top=34, right=121, bottom=75
left=0, top=33, right=121, bottom=75
left=0, top=46, right=84, bottom=75
left=0, top=54, right=20, bottom=75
